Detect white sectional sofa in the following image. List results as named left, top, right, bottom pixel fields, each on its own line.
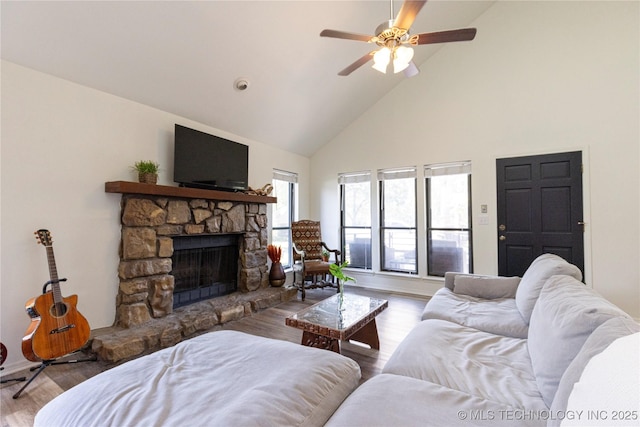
left=326, top=254, right=640, bottom=426
left=35, top=254, right=639, bottom=427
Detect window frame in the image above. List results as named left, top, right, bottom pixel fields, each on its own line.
left=339, top=171, right=373, bottom=270
left=425, top=162, right=473, bottom=277
left=378, top=167, right=418, bottom=275
left=271, top=170, right=298, bottom=269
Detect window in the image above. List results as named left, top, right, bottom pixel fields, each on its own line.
left=271, top=170, right=298, bottom=269
left=378, top=167, right=417, bottom=274
left=339, top=172, right=372, bottom=269
left=425, top=162, right=473, bottom=276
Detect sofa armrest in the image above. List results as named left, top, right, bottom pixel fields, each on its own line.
left=444, top=272, right=521, bottom=299
left=443, top=271, right=461, bottom=291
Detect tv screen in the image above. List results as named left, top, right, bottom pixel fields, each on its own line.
left=173, top=124, right=249, bottom=192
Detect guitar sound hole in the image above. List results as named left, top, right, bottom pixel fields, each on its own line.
left=50, top=302, right=68, bottom=317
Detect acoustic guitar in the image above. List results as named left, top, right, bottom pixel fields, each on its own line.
left=21, top=230, right=90, bottom=362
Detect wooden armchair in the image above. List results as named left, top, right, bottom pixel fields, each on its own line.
left=291, top=220, right=341, bottom=300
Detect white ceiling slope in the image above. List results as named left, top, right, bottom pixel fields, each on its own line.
left=1, top=1, right=494, bottom=157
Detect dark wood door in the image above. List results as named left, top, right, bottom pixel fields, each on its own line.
left=496, top=151, right=584, bottom=276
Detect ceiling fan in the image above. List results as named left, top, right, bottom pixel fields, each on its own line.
left=320, top=0, right=477, bottom=77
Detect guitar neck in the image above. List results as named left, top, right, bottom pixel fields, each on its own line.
left=45, top=246, right=63, bottom=304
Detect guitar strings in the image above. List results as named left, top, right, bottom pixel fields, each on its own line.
left=47, top=244, right=66, bottom=356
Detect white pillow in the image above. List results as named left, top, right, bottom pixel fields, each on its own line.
left=561, top=332, right=640, bottom=426
left=453, top=275, right=520, bottom=299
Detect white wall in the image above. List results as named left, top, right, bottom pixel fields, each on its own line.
left=0, top=61, right=310, bottom=371
left=311, top=2, right=640, bottom=317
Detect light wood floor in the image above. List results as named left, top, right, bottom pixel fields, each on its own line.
left=1, top=287, right=428, bottom=427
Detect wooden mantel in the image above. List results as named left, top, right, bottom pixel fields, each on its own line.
left=105, top=181, right=277, bottom=204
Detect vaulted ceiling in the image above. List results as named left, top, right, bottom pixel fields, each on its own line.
left=1, top=1, right=494, bottom=157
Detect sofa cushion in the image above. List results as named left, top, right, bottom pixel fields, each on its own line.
left=326, top=374, right=546, bottom=427
left=561, top=332, right=640, bottom=426
left=422, top=288, right=529, bottom=339
left=548, top=316, right=640, bottom=426
left=528, top=275, right=631, bottom=407
left=34, top=331, right=361, bottom=427
left=383, top=319, right=547, bottom=411
left=515, top=254, right=583, bottom=324
left=453, top=274, right=520, bottom=299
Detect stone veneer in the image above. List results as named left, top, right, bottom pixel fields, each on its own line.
left=116, top=194, right=270, bottom=328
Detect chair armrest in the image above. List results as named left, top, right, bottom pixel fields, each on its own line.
left=321, top=242, right=341, bottom=263
left=292, top=242, right=306, bottom=262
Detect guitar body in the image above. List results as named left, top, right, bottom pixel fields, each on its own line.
left=22, top=230, right=91, bottom=362
left=22, top=292, right=90, bottom=362
left=21, top=295, right=42, bottom=362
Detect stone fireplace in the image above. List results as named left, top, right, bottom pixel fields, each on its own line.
left=92, top=182, right=296, bottom=363
left=111, top=182, right=274, bottom=328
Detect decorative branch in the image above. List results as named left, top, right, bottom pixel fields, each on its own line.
left=267, top=244, right=282, bottom=263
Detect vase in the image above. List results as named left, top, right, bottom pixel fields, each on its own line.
left=338, top=282, right=345, bottom=311
left=269, top=261, right=286, bottom=287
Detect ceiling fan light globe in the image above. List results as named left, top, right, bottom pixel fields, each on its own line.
left=372, top=61, right=388, bottom=74
left=393, top=58, right=410, bottom=73
left=395, top=45, right=414, bottom=63
left=372, top=47, right=391, bottom=73
left=392, top=45, right=414, bottom=73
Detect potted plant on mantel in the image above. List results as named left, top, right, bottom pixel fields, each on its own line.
left=132, top=160, right=160, bottom=184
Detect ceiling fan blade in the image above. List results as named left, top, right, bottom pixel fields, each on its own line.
left=415, top=28, right=477, bottom=45
left=403, top=61, right=420, bottom=78
left=320, top=29, right=373, bottom=43
left=338, top=52, right=376, bottom=76
left=393, top=0, right=427, bottom=30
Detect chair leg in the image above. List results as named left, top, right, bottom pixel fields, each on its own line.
left=295, top=269, right=306, bottom=301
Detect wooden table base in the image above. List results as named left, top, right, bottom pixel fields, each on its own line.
left=300, top=318, right=380, bottom=353
left=286, top=293, right=388, bottom=354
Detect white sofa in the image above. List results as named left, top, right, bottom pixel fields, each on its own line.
left=35, top=254, right=639, bottom=427
left=326, top=254, right=640, bottom=426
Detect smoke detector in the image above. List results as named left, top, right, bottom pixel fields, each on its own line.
left=234, top=78, right=250, bottom=91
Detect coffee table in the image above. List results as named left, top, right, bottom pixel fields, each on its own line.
left=285, top=293, right=388, bottom=353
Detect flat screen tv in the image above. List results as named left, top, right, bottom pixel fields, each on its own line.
left=173, top=124, right=249, bottom=192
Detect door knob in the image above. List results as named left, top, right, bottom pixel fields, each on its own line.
left=499, top=224, right=506, bottom=231
left=499, top=235, right=506, bottom=241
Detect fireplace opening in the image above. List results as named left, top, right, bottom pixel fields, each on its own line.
left=171, top=234, right=241, bottom=308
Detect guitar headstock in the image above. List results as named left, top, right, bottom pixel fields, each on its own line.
left=35, top=229, right=53, bottom=247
